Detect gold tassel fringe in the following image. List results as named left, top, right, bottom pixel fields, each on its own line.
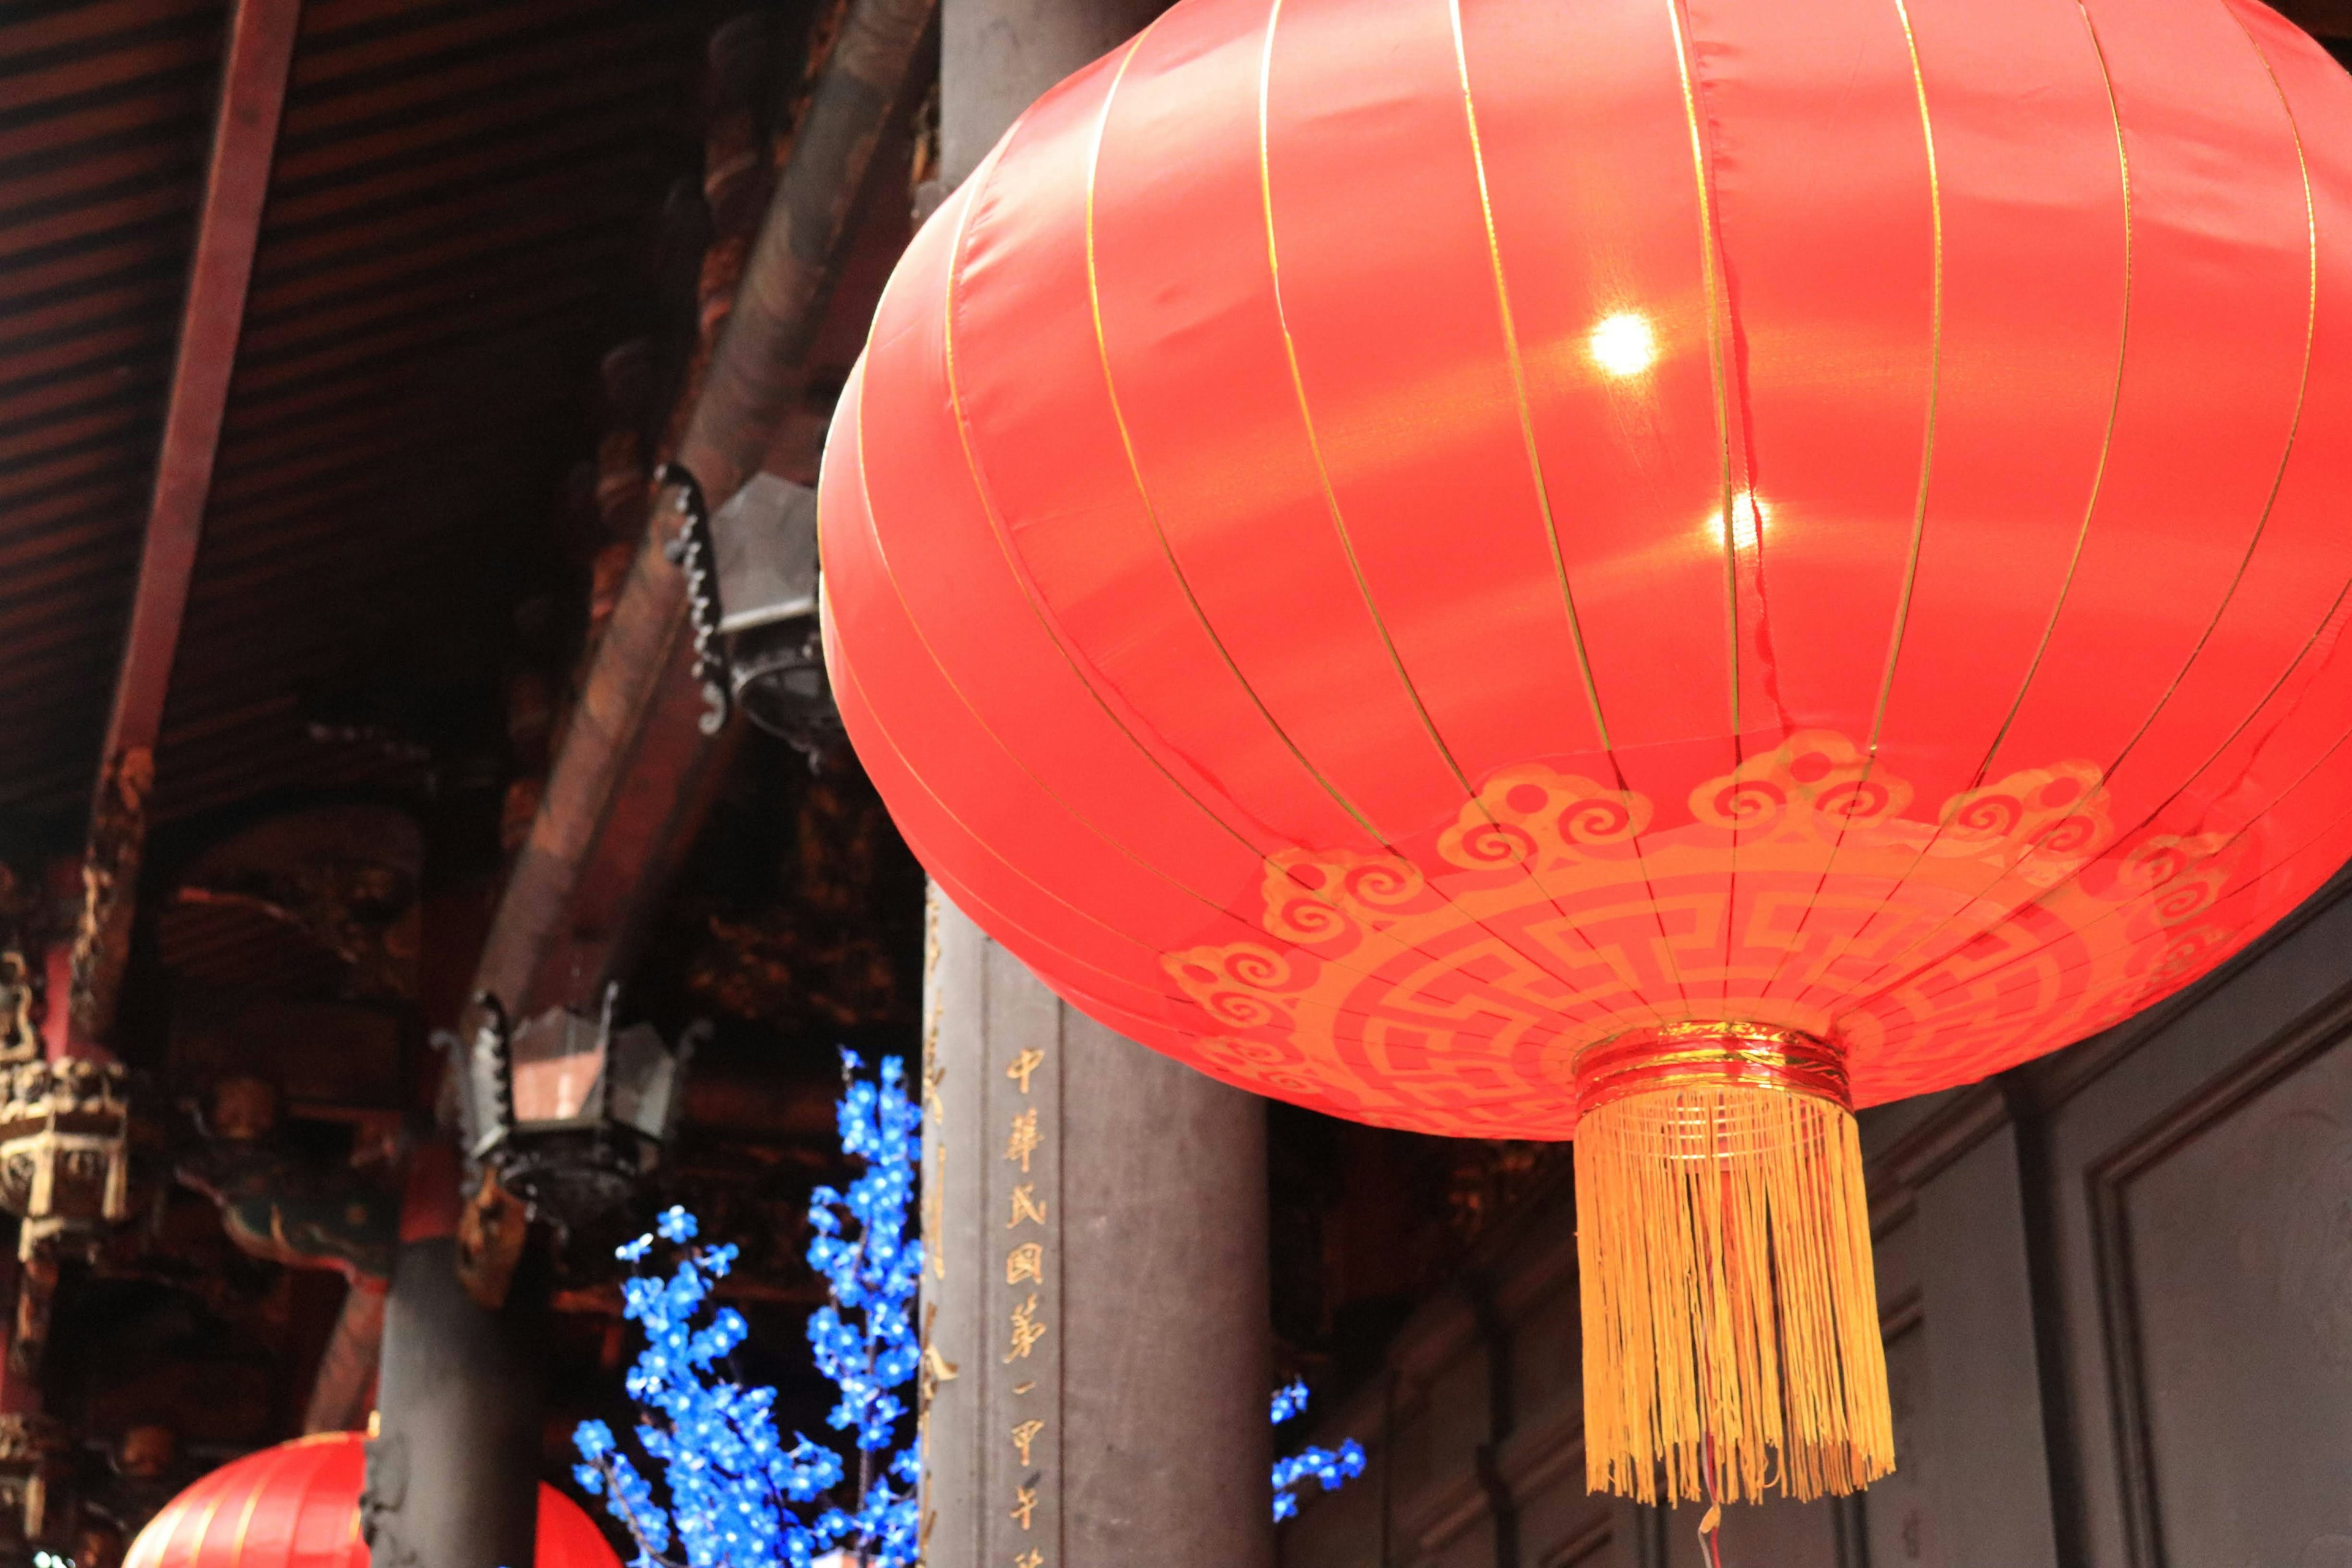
left=1575, top=1073, right=1893, bottom=1505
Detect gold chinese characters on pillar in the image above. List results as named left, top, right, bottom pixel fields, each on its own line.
left=1002, top=1043, right=1050, bottom=1566
left=1004, top=1107, right=1039, bottom=1174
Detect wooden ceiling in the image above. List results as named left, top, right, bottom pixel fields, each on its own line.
left=1, top=0, right=725, bottom=843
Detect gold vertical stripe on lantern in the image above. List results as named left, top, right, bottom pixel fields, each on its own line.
left=1573, top=1027, right=1893, bottom=1505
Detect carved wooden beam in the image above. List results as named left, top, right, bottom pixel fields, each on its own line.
left=467, top=0, right=937, bottom=1027
left=68, top=0, right=303, bottom=1052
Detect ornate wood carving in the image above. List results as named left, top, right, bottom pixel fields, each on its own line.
left=0, top=865, right=43, bottom=1069
left=160, top=806, right=423, bottom=1003
left=67, top=748, right=151, bottom=1048
left=0, top=1412, right=70, bottom=1545
left=174, top=1120, right=399, bottom=1289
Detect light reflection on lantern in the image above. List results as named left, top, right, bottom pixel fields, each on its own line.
left=1706, top=489, right=1769, bottom=551
left=1587, top=310, right=1659, bottom=378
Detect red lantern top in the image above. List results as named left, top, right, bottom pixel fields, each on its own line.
left=123, top=1434, right=618, bottom=1568
left=821, top=0, right=2352, bottom=1136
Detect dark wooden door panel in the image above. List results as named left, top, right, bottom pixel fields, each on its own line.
left=2094, top=1017, right=2352, bottom=1568
left=1866, top=1322, right=1947, bottom=1568
left=2045, top=884, right=2352, bottom=1568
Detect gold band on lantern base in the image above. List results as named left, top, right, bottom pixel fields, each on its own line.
left=1572, top=1025, right=1893, bottom=1507
left=1574, top=1021, right=1852, bottom=1115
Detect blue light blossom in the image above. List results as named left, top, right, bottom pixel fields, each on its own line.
left=1270, top=1379, right=1367, bottom=1522
left=575, top=1050, right=925, bottom=1568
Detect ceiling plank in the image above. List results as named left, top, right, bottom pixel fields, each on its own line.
left=66, top=0, right=304, bottom=1051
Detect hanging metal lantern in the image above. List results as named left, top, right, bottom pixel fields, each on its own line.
left=664, top=467, right=844, bottom=763
left=456, top=991, right=701, bottom=1234
left=710, top=474, right=842, bottom=757
left=0, top=1057, right=132, bottom=1260
left=819, top=0, right=2352, bottom=1504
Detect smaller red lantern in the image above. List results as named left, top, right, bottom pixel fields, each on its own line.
left=122, top=1433, right=617, bottom=1568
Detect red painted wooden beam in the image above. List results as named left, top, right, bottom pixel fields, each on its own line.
left=466, top=0, right=936, bottom=1030
left=66, top=0, right=304, bottom=1052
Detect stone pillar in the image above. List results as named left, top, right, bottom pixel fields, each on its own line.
left=940, top=0, right=1169, bottom=186
left=913, top=1, right=1272, bottom=1556
left=919, top=892, right=1270, bottom=1567
left=365, top=1145, right=540, bottom=1568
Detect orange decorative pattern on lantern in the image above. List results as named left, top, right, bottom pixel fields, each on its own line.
left=1168, top=731, right=2244, bottom=1138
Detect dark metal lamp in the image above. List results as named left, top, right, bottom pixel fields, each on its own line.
left=665, top=468, right=843, bottom=763
left=455, top=989, right=703, bottom=1235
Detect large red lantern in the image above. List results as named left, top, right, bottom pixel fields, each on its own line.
left=820, top=0, right=2352, bottom=1506
left=122, top=1433, right=618, bottom=1568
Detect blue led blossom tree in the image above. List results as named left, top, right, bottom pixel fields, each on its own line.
left=573, top=1050, right=925, bottom=1568
left=1270, top=1379, right=1367, bottom=1521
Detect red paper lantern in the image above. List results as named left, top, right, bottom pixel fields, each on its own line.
left=122, top=1433, right=618, bottom=1568
left=821, top=0, right=2352, bottom=1503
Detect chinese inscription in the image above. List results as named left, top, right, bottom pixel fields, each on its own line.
left=1006, top=1047, right=1045, bottom=1094
left=1005, top=1106, right=1040, bottom=1173
left=999, top=1035, right=1051, bottom=1561
left=1005, top=1292, right=1047, bottom=1362
left=1011, top=1418, right=1044, bottom=1467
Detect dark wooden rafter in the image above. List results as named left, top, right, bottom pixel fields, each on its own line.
left=65, top=0, right=304, bottom=1054
left=466, top=0, right=938, bottom=1030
